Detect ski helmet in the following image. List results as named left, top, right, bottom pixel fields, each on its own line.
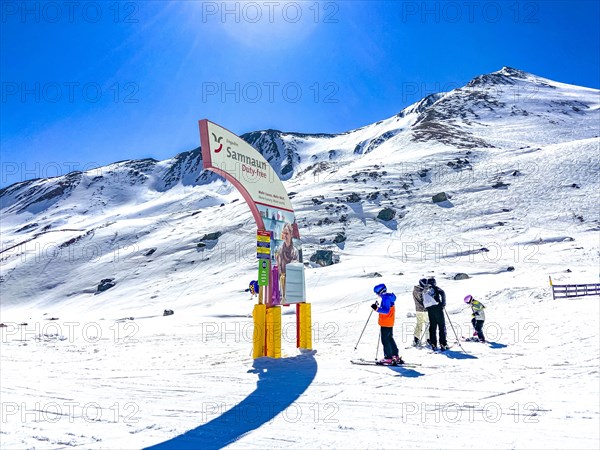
left=374, top=284, right=387, bottom=295
left=464, top=294, right=473, bottom=303
left=418, top=278, right=428, bottom=288
left=427, top=277, right=436, bottom=286
left=249, top=280, right=259, bottom=295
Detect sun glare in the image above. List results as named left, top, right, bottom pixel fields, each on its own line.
left=198, top=1, right=320, bottom=48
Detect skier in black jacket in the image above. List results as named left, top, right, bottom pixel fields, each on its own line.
left=425, top=277, right=449, bottom=351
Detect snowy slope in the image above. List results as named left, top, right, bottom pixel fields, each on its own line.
left=1, top=67, right=599, bottom=449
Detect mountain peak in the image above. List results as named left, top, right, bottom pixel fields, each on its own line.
left=466, top=66, right=531, bottom=88
left=497, top=66, right=529, bottom=78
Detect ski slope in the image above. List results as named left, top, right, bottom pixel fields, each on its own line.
left=1, top=68, right=599, bottom=449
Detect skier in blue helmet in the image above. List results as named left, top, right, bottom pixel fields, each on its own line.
left=248, top=280, right=259, bottom=297
left=372, top=283, right=403, bottom=365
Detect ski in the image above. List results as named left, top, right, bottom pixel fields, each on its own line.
left=350, top=359, right=421, bottom=368
left=461, top=336, right=486, bottom=343
left=460, top=337, right=505, bottom=347
left=427, top=345, right=453, bottom=354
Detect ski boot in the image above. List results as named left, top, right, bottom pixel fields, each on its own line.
left=392, top=355, right=404, bottom=365
left=377, top=358, right=394, bottom=365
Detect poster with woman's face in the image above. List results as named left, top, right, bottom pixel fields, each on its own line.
left=257, top=205, right=301, bottom=262
left=257, top=204, right=303, bottom=304
left=274, top=222, right=302, bottom=273
left=273, top=221, right=303, bottom=304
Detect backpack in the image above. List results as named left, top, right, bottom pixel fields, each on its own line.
left=422, top=285, right=438, bottom=309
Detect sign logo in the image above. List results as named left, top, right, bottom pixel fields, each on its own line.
left=211, top=132, right=223, bottom=153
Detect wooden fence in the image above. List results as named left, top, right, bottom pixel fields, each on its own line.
left=549, top=276, right=600, bottom=299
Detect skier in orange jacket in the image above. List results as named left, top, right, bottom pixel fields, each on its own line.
left=372, top=284, right=403, bottom=365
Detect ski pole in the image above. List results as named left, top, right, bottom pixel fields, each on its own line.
left=354, top=307, right=374, bottom=350
left=419, top=322, right=429, bottom=345
left=444, top=307, right=468, bottom=354
left=375, top=329, right=381, bottom=361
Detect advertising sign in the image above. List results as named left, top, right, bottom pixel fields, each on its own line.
left=199, top=120, right=294, bottom=228
left=199, top=119, right=304, bottom=304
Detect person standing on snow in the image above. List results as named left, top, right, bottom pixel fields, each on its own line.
left=464, top=295, right=486, bottom=342
left=423, top=277, right=449, bottom=351
left=412, top=278, right=429, bottom=346
left=372, top=284, right=403, bottom=365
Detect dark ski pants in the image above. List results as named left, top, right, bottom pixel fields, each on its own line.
left=427, top=306, right=447, bottom=347
left=472, top=318, right=485, bottom=341
left=381, top=326, right=398, bottom=359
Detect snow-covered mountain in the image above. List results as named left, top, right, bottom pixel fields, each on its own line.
left=1, top=66, right=598, bottom=309
left=1, top=67, right=599, bottom=449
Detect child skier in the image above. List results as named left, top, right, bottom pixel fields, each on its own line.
left=464, top=294, right=486, bottom=342
left=372, top=284, right=403, bottom=365
left=248, top=280, right=259, bottom=299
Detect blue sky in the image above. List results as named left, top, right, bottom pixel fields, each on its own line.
left=1, top=1, right=599, bottom=187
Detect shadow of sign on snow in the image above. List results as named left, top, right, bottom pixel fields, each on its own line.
left=145, top=353, right=317, bottom=450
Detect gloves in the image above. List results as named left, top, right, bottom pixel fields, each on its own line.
left=371, top=302, right=378, bottom=311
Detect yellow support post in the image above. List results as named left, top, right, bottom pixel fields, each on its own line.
left=266, top=306, right=282, bottom=358
left=298, top=303, right=312, bottom=350
left=252, top=304, right=266, bottom=358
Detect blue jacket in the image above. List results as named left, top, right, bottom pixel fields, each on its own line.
left=377, top=292, right=396, bottom=327
left=377, top=292, right=396, bottom=314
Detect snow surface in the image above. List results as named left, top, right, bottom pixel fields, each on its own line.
left=1, top=68, right=599, bottom=449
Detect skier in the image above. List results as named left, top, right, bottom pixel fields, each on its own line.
left=424, top=277, right=449, bottom=351
left=248, top=280, right=259, bottom=298
left=372, top=284, right=403, bottom=364
left=464, top=294, right=486, bottom=342
left=412, top=278, right=429, bottom=346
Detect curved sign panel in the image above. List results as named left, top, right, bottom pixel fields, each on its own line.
left=199, top=119, right=304, bottom=304
left=199, top=119, right=294, bottom=228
